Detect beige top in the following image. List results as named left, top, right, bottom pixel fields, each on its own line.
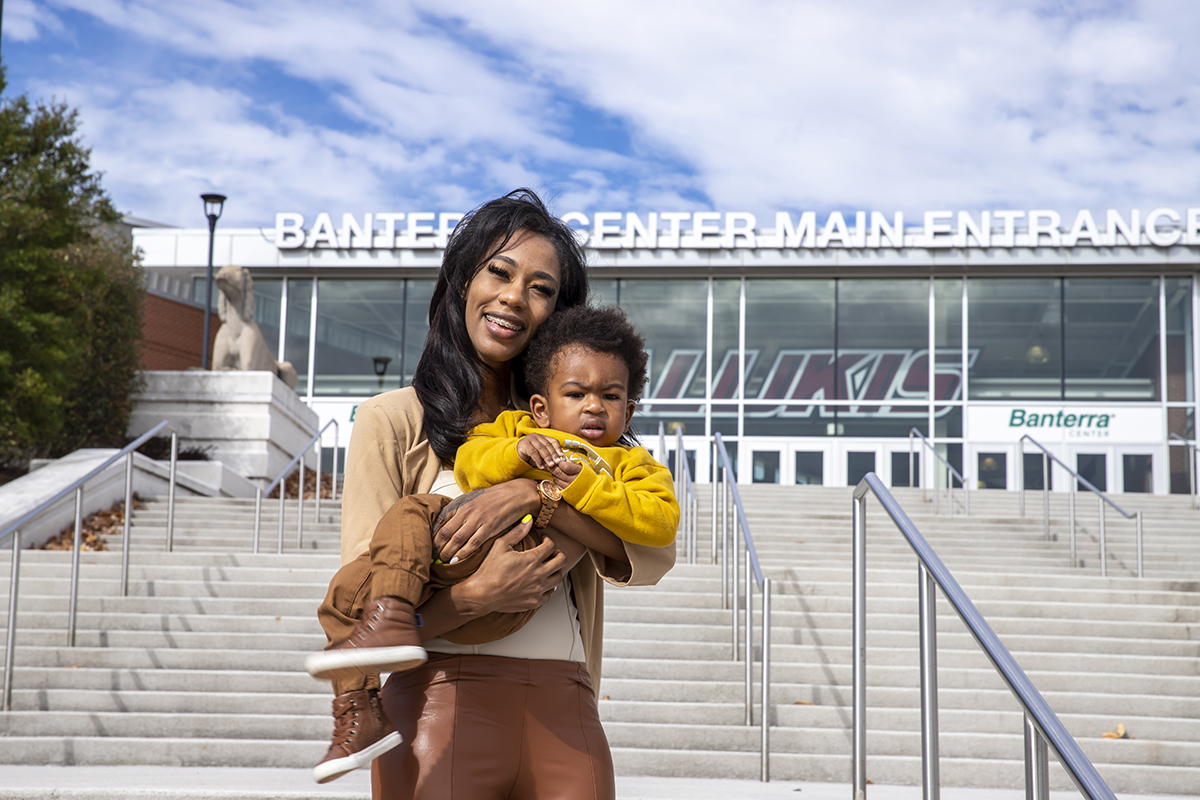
left=422, top=470, right=586, bottom=663
left=340, top=387, right=676, bottom=690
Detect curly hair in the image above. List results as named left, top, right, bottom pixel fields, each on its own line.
left=523, top=305, right=648, bottom=445
left=411, top=189, right=589, bottom=466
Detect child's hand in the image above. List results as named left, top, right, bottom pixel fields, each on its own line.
left=548, top=458, right=582, bottom=490
left=518, top=433, right=565, bottom=471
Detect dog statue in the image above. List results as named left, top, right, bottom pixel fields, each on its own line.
left=212, top=264, right=299, bottom=389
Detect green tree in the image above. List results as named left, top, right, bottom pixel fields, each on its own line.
left=0, top=68, right=143, bottom=470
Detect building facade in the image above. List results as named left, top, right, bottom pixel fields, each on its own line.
left=133, top=207, right=1200, bottom=495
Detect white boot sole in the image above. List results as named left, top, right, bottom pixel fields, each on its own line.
left=313, top=730, right=402, bottom=784
left=306, top=645, right=428, bottom=681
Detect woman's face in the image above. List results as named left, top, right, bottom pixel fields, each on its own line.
left=464, top=229, right=562, bottom=370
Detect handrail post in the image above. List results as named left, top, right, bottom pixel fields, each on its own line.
left=1191, top=443, right=1197, bottom=510
left=934, top=459, right=940, bottom=515
left=909, top=431, right=915, bottom=489
left=3, top=528, right=21, bottom=711
left=315, top=440, right=322, bottom=523
left=166, top=432, right=178, bottom=552
left=852, top=489, right=867, bottom=800
left=715, top=460, right=724, bottom=609
left=731, top=502, right=740, bottom=660
left=760, top=577, right=771, bottom=782
left=919, top=563, right=941, bottom=800
left=1068, top=491, right=1076, bottom=568
left=277, top=483, right=286, bottom=555
left=710, top=440, right=718, bottom=565
left=1018, top=437, right=1025, bottom=517
left=1041, top=452, right=1049, bottom=540
left=67, top=487, right=84, bottom=647
left=331, top=424, right=340, bottom=503
left=1098, top=497, right=1107, bottom=578
left=296, top=458, right=305, bottom=549
left=253, top=488, right=263, bottom=554
left=745, top=555, right=753, bottom=725
left=1135, top=511, right=1144, bottom=579
left=1024, top=714, right=1050, bottom=800
left=120, top=452, right=134, bottom=597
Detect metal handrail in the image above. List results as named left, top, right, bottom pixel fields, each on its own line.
left=711, top=432, right=772, bottom=781
left=852, top=472, right=1116, bottom=800
left=674, top=428, right=698, bottom=565
left=907, top=428, right=969, bottom=516
left=253, top=420, right=338, bottom=554
left=1019, top=434, right=1143, bottom=578
left=3, top=419, right=180, bottom=711
left=1169, top=434, right=1197, bottom=509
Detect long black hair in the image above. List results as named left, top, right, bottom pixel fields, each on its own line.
left=412, top=188, right=589, bottom=465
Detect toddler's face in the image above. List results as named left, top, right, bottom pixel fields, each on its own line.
left=529, top=346, right=636, bottom=448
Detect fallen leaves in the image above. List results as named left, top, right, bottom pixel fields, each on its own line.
left=38, top=495, right=146, bottom=552
left=1102, top=724, right=1132, bottom=740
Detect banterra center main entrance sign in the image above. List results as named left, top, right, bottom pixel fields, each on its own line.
left=273, top=207, right=1200, bottom=251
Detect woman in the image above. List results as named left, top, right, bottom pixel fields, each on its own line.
left=336, top=189, right=675, bottom=799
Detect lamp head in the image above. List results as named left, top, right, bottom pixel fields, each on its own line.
left=372, top=356, right=393, bottom=377
left=201, top=193, right=227, bottom=222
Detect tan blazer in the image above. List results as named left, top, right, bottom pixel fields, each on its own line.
left=339, top=387, right=677, bottom=690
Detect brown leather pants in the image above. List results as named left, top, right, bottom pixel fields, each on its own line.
left=372, top=653, right=615, bottom=800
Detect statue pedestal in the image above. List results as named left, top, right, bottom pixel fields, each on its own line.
left=129, top=371, right=319, bottom=485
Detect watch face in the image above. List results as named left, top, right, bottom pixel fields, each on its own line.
left=541, top=480, right=562, bottom=501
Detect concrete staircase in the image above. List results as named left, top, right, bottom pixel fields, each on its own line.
left=1, top=486, right=1198, bottom=794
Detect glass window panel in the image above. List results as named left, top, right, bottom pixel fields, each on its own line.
left=1168, top=412, right=1196, bottom=494
left=846, top=452, right=875, bottom=486
left=943, top=443, right=963, bottom=489
left=978, top=452, right=1007, bottom=489
left=968, top=279, right=1062, bottom=400
left=839, top=413, right=928, bottom=439
left=313, top=280, right=407, bottom=397
left=751, top=451, right=780, bottom=483
left=631, top=408, right=704, bottom=448
left=1166, top=277, right=1194, bottom=402
left=711, top=279, right=740, bottom=421
left=934, top=279, right=964, bottom=402
left=1076, top=453, right=1107, bottom=492
left=251, top=277, right=283, bottom=361
left=933, top=405, right=961, bottom=438
left=1022, top=453, right=1051, bottom=490
left=285, top=279, right=313, bottom=395
left=402, top=281, right=435, bottom=387
left=794, top=452, right=823, bottom=485
left=892, top=452, right=919, bottom=488
left=1122, top=454, right=1152, bottom=493
left=589, top=279, right=618, bottom=306
left=1064, top=278, right=1159, bottom=400
left=838, top=279, right=929, bottom=402
left=620, top=280, right=708, bottom=405
left=744, top=279, right=834, bottom=429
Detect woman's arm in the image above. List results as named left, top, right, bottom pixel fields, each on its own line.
left=416, top=521, right=568, bottom=640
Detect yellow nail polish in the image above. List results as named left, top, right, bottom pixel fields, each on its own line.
left=521, top=514, right=533, bottom=523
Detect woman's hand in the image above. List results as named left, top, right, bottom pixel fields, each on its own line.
left=433, top=479, right=541, bottom=562
left=416, top=519, right=568, bottom=640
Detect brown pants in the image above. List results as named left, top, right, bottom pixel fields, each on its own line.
left=317, top=494, right=541, bottom=694
left=372, top=653, right=615, bottom=800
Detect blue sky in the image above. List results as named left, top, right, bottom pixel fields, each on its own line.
left=5, top=1, right=1199, bottom=230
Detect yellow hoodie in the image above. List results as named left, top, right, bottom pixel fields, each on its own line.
left=454, top=409, right=679, bottom=548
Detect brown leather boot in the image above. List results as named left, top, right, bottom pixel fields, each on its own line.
left=312, top=688, right=401, bottom=784
left=306, top=596, right=427, bottom=682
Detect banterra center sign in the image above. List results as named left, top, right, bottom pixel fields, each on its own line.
left=273, top=207, right=1200, bottom=251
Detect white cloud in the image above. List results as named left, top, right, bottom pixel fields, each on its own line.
left=19, top=0, right=1200, bottom=226
left=5, top=0, right=64, bottom=41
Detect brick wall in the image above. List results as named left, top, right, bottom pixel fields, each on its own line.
left=141, top=292, right=219, bottom=371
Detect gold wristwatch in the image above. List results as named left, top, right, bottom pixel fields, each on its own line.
left=534, top=479, right=562, bottom=529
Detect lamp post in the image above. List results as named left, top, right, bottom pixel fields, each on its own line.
left=372, top=356, right=393, bottom=390
left=200, top=193, right=227, bottom=370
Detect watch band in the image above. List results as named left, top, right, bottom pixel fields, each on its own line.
left=534, top=479, right=561, bottom=529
